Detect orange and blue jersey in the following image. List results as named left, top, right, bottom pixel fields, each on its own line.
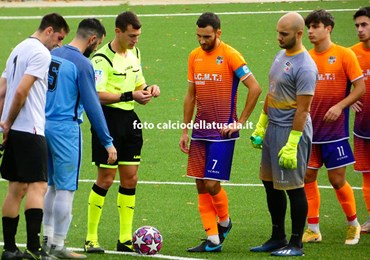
left=309, top=44, right=364, bottom=143
left=351, top=42, right=370, bottom=139
left=187, top=41, right=252, bottom=141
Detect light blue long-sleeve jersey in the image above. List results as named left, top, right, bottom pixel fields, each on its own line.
left=46, top=45, right=113, bottom=148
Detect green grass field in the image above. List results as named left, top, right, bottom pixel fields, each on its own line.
left=1, top=0, right=370, bottom=259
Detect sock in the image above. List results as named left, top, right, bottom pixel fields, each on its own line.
left=348, top=219, right=359, bottom=226
left=305, top=181, right=320, bottom=226
left=2, top=215, right=19, bottom=251
left=211, top=187, right=229, bottom=223
left=53, top=190, right=74, bottom=249
left=335, top=181, right=358, bottom=225
left=198, top=193, right=218, bottom=242
left=43, top=225, right=53, bottom=248
left=86, top=184, right=107, bottom=242
left=43, top=186, right=56, bottom=247
left=262, top=181, right=286, bottom=241
left=362, top=174, right=370, bottom=216
left=287, top=188, right=308, bottom=248
left=207, top=234, right=220, bottom=245
left=219, top=218, right=230, bottom=228
left=117, top=186, right=136, bottom=243
left=25, top=208, right=43, bottom=251
left=307, top=223, right=320, bottom=234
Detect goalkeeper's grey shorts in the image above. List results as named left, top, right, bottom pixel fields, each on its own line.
left=259, top=122, right=312, bottom=190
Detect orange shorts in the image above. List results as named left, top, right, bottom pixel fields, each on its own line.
left=354, top=135, right=370, bottom=172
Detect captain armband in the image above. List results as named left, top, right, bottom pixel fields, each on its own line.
left=120, top=91, right=133, bottom=102
left=235, top=64, right=251, bottom=80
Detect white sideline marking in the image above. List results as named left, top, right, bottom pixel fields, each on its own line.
left=79, top=179, right=362, bottom=190
left=0, top=178, right=362, bottom=190
left=0, top=242, right=205, bottom=260
left=0, top=8, right=358, bottom=20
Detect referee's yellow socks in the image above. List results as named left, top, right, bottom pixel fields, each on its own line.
left=86, top=184, right=107, bottom=242
left=117, top=187, right=136, bottom=243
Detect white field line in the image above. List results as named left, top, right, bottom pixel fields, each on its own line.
left=0, top=178, right=363, bottom=190
left=0, top=179, right=361, bottom=259
left=0, top=179, right=362, bottom=258
left=0, top=242, right=205, bottom=260
left=0, top=178, right=362, bottom=190
left=0, top=8, right=359, bottom=20
left=78, top=179, right=363, bottom=190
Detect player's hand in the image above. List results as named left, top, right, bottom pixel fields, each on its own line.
left=351, top=100, right=363, bottom=113
left=0, top=144, right=4, bottom=159
left=250, top=110, right=268, bottom=149
left=221, top=122, right=242, bottom=138
left=145, top=85, right=160, bottom=97
left=278, top=130, right=302, bottom=169
left=179, top=133, right=189, bottom=154
left=106, top=145, right=117, bottom=164
left=133, top=90, right=152, bottom=105
left=0, top=120, right=11, bottom=145
left=323, top=104, right=342, bottom=122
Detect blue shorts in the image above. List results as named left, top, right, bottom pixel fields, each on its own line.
left=187, top=140, right=235, bottom=181
left=45, top=120, right=82, bottom=191
left=308, top=139, right=354, bottom=170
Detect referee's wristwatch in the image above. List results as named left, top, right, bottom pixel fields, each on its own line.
left=120, top=91, right=133, bottom=102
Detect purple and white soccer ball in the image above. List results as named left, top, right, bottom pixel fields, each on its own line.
left=132, top=226, right=163, bottom=255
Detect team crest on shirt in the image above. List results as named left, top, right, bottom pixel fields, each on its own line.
left=284, top=61, right=292, bottom=72
left=328, top=56, right=336, bottom=64
left=216, top=56, right=224, bottom=64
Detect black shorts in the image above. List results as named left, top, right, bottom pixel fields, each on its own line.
left=91, top=106, right=143, bottom=167
left=0, top=129, right=48, bottom=182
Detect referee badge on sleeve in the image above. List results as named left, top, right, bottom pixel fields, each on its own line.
left=94, top=70, right=103, bottom=84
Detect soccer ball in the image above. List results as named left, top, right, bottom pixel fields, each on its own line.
left=132, top=226, right=163, bottom=255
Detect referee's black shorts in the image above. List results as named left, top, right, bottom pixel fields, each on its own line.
left=92, top=105, right=143, bottom=167
left=0, top=129, right=48, bottom=182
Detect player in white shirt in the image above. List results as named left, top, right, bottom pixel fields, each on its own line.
left=0, top=13, right=69, bottom=260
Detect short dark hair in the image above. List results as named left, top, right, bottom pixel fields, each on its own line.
left=305, top=9, right=335, bottom=29
left=38, top=13, right=70, bottom=34
left=354, top=7, right=370, bottom=20
left=115, top=11, right=141, bottom=32
left=196, top=12, right=221, bottom=30
left=77, top=18, right=106, bottom=39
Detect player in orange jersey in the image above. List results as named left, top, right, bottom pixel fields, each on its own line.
left=351, top=7, right=370, bottom=233
left=179, top=12, right=261, bottom=252
left=302, top=9, right=365, bottom=245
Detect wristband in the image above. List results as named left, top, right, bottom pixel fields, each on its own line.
left=288, top=130, right=303, bottom=146
left=120, top=91, right=133, bottom=102
left=257, top=110, right=268, bottom=128
left=143, top=85, right=150, bottom=91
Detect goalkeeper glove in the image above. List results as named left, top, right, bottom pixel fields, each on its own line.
left=250, top=110, right=268, bottom=149
left=278, top=130, right=302, bottom=169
